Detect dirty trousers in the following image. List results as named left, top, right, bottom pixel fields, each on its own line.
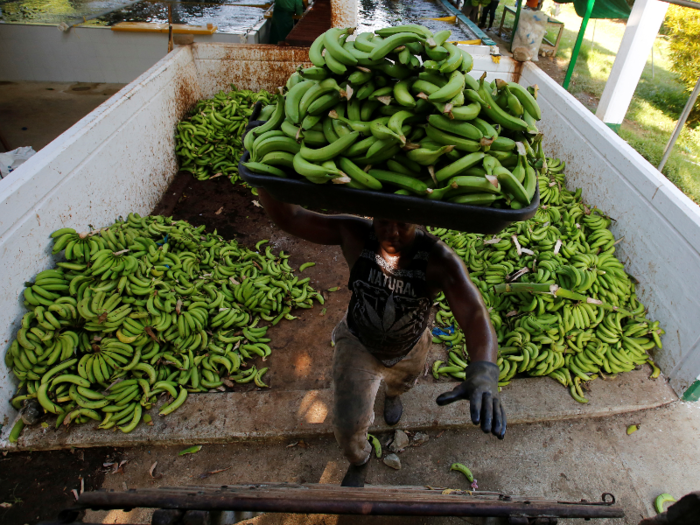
left=331, top=318, right=432, bottom=466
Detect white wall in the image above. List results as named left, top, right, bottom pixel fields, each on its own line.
left=0, top=45, right=202, bottom=431
left=0, top=23, right=268, bottom=84
left=520, top=62, right=700, bottom=394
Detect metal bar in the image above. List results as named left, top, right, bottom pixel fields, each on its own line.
left=0, top=128, right=11, bottom=152
left=139, top=0, right=270, bottom=5
left=563, top=0, right=596, bottom=90
left=167, top=4, right=173, bottom=53
left=77, top=486, right=625, bottom=518
left=658, top=0, right=700, bottom=9
left=510, top=0, right=523, bottom=52
left=658, top=75, right=700, bottom=171
left=553, top=21, right=564, bottom=55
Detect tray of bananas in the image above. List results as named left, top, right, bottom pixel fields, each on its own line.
left=238, top=25, right=541, bottom=234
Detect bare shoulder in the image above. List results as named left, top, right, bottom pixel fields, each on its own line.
left=426, top=238, right=466, bottom=288
left=337, top=216, right=373, bottom=266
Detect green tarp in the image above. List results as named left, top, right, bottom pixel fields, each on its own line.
left=554, top=0, right=631, bottom=19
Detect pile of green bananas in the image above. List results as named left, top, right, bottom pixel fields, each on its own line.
left=429, top=158, right=664, bottom=403
left=176, top=85, right=274, bottom=182
left=243, top=25, right=542, bottom=209
left=5, top=214, right=321, bottom=434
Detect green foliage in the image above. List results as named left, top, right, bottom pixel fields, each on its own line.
left=664, top=5, right=700, bottom=123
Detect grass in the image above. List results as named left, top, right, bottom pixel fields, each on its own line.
left=492, top=0, right=700, bottom=204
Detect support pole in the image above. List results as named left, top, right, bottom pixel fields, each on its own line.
left=595, top=0, right=669, bottom=130
left=658, top=75, right=700, bottom=172
left=563, top=0, right=595, bottom=91
left=510, top=0, right=523, bottom=52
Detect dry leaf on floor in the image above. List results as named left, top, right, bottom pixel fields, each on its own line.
left=145, top=326, right=159, bottom=342
left=199, top=466, right=232, bottom=479
left=215, top=207, right=224, bottom=215
left=149, top=461, right=163, bottom=479
left=286, top=441, right=299, bottom=448
left=113, top=460, right=128, bottom=474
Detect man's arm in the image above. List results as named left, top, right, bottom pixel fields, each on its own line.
left=428, top=241, right=506, bottom=439
left=432, top=243, right=498, bottom=363
left=257, top=188, right=368, bottom=247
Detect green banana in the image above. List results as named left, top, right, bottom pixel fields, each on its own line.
left=367, top=169, right=431, bottom=195
left=507, top=81, right=542, bottom=120
left=429, top=71, right=465, bottom=103
left=406, top=145, right=454, bottom=166
left=300, top=132, right=360, bottom=163
left=428, top=114, right=482, bottom=141
left=477, top=75, right=528, bottom=132
left=324, top=28, right=358, bottom=66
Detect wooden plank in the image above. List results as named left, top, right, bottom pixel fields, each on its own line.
left=79, top=484, right=624, bottom=518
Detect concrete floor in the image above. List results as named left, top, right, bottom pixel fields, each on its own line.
left=83, top=401, right=700, bottom=525
left=0, top=81, right=125, bottom=153
left=3, top=83, right=700, bottom=525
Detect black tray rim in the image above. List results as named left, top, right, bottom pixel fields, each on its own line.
left=239, top=150, right=540, bottom=221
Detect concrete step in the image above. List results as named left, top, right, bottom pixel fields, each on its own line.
left=13, top=368, right=677, bottom=451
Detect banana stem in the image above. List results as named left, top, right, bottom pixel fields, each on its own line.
left=493, top=283, right=638, bottom=318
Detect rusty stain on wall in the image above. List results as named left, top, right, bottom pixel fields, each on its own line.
left=512, top=60, right=524, bottom=84
left=330, top=0, right=357, bottom=28
left=192, top=44, right=311, bottom=95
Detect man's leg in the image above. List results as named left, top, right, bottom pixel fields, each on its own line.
left=331, top=319, right=383, bottom=486
left=461, top=3, right=475, bottom=18
left=487, top=3, right=498, bottom=29
left=382, top=328, right=433, bottom=425
left=479, top=6, right=489, bottom=27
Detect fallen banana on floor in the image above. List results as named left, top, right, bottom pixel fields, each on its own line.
left=176, top=86, right=274, bottom=183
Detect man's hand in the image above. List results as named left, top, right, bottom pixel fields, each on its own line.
left=436, top=361, right=506, bottom=439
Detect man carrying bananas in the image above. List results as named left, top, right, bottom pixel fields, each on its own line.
left=259, top=190, right=506, bottom=487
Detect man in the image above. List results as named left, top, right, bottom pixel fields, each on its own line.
left=268, top=0, right=304, bottom=45
left=479, top=0, right=500, bottom=31
left=258, top=189, right=506, bottom=487
left=461, top=0, right=481, bottom=22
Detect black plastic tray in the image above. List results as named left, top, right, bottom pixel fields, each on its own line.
left=239, top=128, right=539, bottom=235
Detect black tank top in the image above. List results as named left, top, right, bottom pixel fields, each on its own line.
left=347, top=227, right=438, bottom=366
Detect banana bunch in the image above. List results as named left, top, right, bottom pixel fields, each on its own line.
left=429, top=159, right=665, bottom=403
left=176, top=85, right=274, bottom=182
left=242, top=25, right=542, bottom=209
left=5, top=214, right=322, bottom=437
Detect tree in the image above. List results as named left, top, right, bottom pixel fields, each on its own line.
left=664, top=5, right=700, bottom=123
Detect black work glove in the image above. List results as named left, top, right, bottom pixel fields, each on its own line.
left=436, top=361, right=506, bottom=439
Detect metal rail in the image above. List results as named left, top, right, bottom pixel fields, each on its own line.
left=658, top=75, right=700, bottom=172
left=658, top=0, right=700, bottom=9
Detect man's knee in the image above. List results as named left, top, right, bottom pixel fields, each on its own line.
left=334, top=425, right=372, bottom=466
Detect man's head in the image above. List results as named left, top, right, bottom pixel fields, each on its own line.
left=373, top=219, right=417, bottom=255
